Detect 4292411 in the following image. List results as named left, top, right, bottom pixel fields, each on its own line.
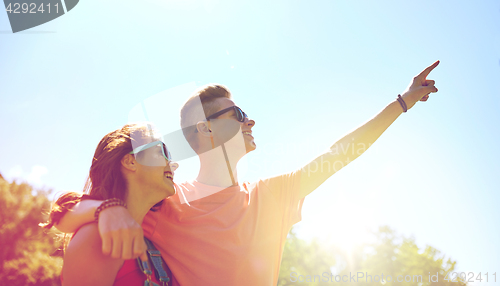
left=6, top=3, right=61, bottom=14
left=444, top=272, right=496, bottom=283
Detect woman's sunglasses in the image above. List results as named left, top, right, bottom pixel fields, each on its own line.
left=206, top=106, right=248, bottom=123
left=129, top=140, right=172, bottom=166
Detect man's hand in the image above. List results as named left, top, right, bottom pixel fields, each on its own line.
left=97, top=206, right=147, bottom=260
left=401, top=60, right=440, bottom=110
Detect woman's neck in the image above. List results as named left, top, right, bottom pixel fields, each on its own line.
left=124, top=185, right=157, bottom=225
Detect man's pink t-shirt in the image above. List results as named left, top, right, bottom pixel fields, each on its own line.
left=142, top=171, right=304, bottom=286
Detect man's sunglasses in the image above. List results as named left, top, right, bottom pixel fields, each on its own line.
left=206, top=106, right=248, bottom=123
left=129, top=140, right=172, bottom=166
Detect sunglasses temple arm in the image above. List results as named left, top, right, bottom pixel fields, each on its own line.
left=220, top=143, right=236, bottom=186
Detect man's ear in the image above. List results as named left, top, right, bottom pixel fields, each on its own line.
left=196, top=121, right=213, bottom=137
left=121, top=154, right=137, bottom=172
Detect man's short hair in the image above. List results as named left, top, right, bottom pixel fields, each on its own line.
left=180, top=84, right=232, bottom=151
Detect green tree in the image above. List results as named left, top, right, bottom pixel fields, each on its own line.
left=342, top=226, right=467, bottom=286
left=0, top=174, right=62, bottom=286
left=278, top=229, right=336, bottom=286
left=279, top=226, right=467, bottom=286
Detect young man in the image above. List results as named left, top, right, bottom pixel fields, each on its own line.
left=56, top=61, right=440, bottom=285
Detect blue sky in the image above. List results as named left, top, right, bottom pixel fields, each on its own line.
left=1, top=0, right=499, bottom=283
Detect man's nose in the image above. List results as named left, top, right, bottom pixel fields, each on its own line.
left=169, top=161, right=179, bottom=171
left=244, top=117, right=255, bottom=128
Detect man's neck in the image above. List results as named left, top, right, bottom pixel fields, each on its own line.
left=196, top=145, right=241, bottom=188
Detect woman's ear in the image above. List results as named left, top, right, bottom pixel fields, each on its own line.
left=196, top=121, right=213, bottom=137
left=121, top=154, right=137, bottom=172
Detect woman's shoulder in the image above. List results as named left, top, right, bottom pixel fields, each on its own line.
left=63, top=223, right=123, bottom=286
left=66, top=222, right=102, bottom=252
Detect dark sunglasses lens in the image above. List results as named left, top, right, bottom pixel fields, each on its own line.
left=235, top=107, right=245, bottom=122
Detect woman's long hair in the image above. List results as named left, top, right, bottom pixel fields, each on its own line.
left=42, top=123, right=158, bottom=229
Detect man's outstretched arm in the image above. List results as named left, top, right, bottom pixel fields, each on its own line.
left=55, top=199, right=146, bottom=259
left=299, top=61, right=440, bottom=198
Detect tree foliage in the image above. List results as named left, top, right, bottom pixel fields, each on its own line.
left=279, top=226, right=467, bottom=286
left=0, top=175, right=62, bottom=286
left=278, top=229, right=336, bottom=286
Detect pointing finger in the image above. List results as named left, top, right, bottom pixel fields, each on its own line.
left=417, top=60, right=440, bottom=79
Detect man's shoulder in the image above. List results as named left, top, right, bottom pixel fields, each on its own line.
left=175, top=180, right=272, bottom=193
left=174, top=180, right=258, bottom=203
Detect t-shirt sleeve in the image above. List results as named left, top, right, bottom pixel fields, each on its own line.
left=259, top=170, right=304, bottom=229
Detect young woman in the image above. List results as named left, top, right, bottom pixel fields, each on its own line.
left=43, top=123, right=176, bottom=286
